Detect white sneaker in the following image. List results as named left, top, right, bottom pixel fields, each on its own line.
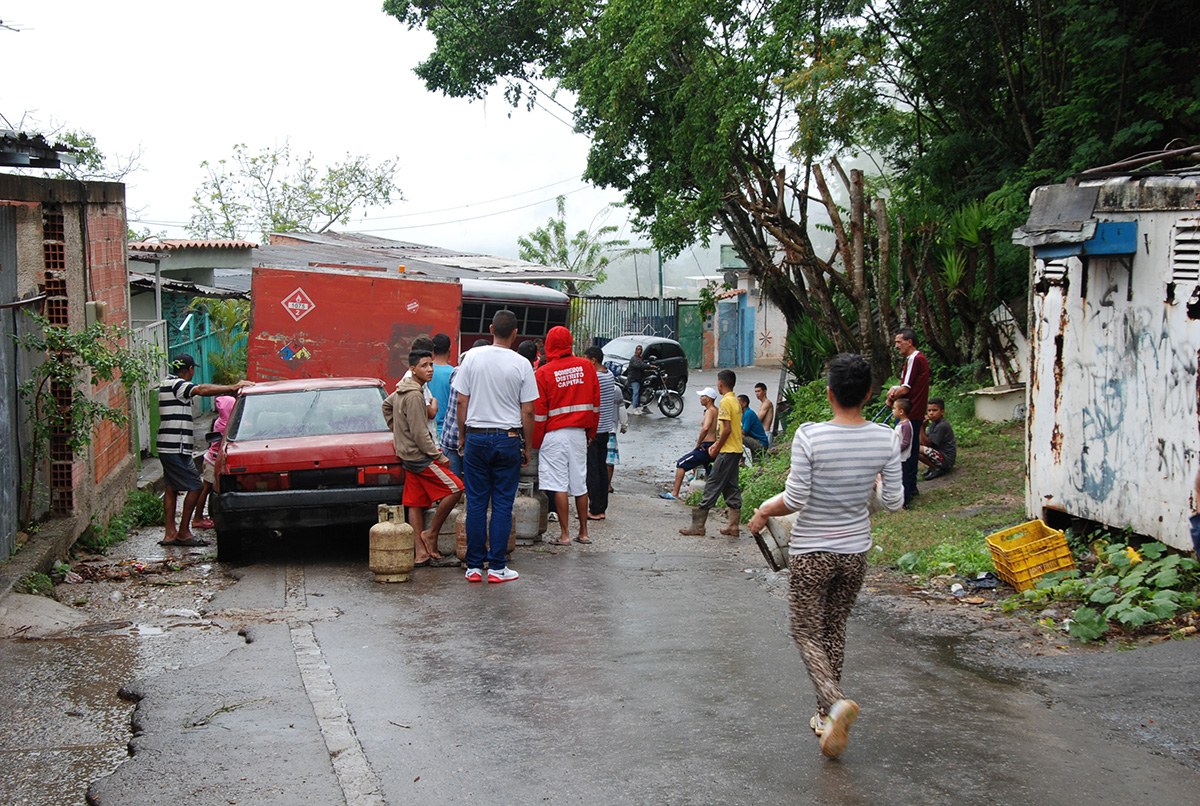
left=464, top=567, right=483, bottom=583
left=819, top=699, right=859, bottom=758
left=487, top=567, right=520, bottom=583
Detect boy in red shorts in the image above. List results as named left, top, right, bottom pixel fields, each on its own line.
left=383, top=349, right=463, bottom=567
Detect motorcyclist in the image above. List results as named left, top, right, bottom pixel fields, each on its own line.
left=626, top=345, right=651, bottom=414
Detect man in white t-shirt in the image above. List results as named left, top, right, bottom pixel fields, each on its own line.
left=452, top=310, right=539, bottom=583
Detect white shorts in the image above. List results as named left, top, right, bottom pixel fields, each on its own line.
left=201, top=456, right=215, bottom=485
left=538, top=427, right=587, bottom=497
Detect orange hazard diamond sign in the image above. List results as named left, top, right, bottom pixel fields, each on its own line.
left=281, top=287, right=316, bottom=322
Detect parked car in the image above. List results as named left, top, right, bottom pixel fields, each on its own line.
left=210, top=377, right=403, bottom=561
left=601, top=335, right=690, bottom=395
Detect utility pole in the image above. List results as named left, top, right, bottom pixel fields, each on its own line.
left=657, top=250, right=664, bottom=336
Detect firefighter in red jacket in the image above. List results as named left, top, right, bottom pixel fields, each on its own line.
left=533, top=325, right=600, bottom=546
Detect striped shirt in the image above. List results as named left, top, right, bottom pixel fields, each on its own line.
left=440, top=366, right=462, bottom=452
left=157, top=375, right=197, bottom=454
left=784, top=421, right=903, bottom=555
left=596, top=370, right=617, bottom=433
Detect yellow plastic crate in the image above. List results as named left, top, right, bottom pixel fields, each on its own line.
left=985, top=519, right=1075, bottom=592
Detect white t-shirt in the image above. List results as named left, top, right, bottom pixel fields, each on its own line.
left=451, top=345, right=539, bottom=428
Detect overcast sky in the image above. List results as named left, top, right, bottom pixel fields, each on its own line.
left=2, top=0, right=728, bottom=283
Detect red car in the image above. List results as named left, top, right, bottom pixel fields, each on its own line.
left=211, top=377, right=404, bottom=561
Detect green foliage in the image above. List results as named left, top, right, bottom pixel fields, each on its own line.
left=78, top=489, right=165, bottom=555
left=517, top=195, right=646, bottom=296
left=895, top=540, right=996, bottom=577
left=190, top=298, right=249, bottom=384
left=696, top=280, right=729, bottom=323
left=783, top=318, right=837, bottom=386
left=785, top=379, right=833, bottom=427
left=13, top=313, right=162, bottom=530
left=1010, top=542, right=1200, bottom=643
left=387, top=0, right=1199, bottom=378
left=189, top=141, right=401, bottom=241
left=17, top=572, right=55, bottom=597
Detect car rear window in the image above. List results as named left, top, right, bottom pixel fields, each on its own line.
left=229, top=387, right=387, bottom=440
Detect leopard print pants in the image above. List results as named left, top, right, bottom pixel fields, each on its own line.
left=787, top=551, right=869, bottom=716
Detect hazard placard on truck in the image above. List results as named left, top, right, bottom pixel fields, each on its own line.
left=248, top=265, right=462, bottom=389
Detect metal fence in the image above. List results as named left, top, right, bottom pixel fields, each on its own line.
left=570, top=296, right=682, bottom=352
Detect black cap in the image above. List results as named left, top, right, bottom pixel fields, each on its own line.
left=171, top=353, right=196, bottom=372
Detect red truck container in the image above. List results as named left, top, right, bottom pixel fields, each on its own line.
left=247, top=265, right=462, bottom=389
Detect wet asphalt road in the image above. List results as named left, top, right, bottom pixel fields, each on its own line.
left=6, top=366, right=1200, bottom=804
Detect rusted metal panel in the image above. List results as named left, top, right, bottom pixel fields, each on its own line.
left=1023, top=176, right=1200, bottom=550
left=247, top=265, right=462, bottom=391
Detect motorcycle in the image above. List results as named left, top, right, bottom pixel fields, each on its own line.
left=616, top=362, right=684, bottom=418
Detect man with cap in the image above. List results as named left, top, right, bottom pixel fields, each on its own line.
left=661, top=387, right=719, bottom=501
left=157, top=354, right=253, bottom=547
left=533, top=325, right=600, bottom=545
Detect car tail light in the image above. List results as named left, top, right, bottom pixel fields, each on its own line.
left=359, top=465, right=403, bottom=486
left=230, top=472, right=291, bottom=492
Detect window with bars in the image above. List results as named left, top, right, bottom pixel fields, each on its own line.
left=42, top=205, right=74, bottom=513
left=43, top=207, right=69, bottom=326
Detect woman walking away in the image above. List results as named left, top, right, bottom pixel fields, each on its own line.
left=749, top=354, right=902, bottom=759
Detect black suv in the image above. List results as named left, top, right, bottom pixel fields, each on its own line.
left=602, top=335, right=690, bottom=394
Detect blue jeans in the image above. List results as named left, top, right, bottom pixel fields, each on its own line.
left=463, top=432, right=523, bottom=570
left=445, top=447, right=463, bottom=479
left=901, top=418, right=923, bottom=507
left=630, top=380, right=642, bottom=408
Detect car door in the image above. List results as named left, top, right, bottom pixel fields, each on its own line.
left=657, top=343, right=688, bottom=392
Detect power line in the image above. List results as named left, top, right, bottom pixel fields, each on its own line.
left=340, top=175, right=584, bottom=222
left=131, top=185, right=597, bottom=234
left=350, top=187, right=591, bottom=232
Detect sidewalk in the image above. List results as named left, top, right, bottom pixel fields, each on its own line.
left=0, top=411, right=216, bottom=616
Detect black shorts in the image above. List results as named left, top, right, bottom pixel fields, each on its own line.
left=161, top=452, right=202, bottom=492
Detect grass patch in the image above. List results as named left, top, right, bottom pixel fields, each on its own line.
left=17, top=572, right=54, bottom=597
left=77, top=489, right=165, bottom=554
left=871, top=419, right=1025, bottom=571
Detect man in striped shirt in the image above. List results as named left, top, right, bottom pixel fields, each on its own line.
left=157, top=354, right=252, bottom=547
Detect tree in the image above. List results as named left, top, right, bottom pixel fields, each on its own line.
left=386, top=0, right=1200, bottom=380
left=517, top=195, right=645, bottom=295
left=188, top=141, right=402, bottom=241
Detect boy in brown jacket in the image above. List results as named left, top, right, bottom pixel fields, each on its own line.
left=383, top=349, right=463, bottom=567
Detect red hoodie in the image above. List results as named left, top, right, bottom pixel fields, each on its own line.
left=532, top=326, right=600, bottom=448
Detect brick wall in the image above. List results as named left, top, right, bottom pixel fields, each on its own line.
left=87, top=203, right=131, bottom=484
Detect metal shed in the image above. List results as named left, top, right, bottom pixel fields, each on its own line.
left=1014, top=172, right=1200, bottom=551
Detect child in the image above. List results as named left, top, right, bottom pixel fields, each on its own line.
left=383, top=349, right=463, bottom=567
left=920, top=397, right=957, bottom=479
left=892, top=397, right=914, bottom=469
left=192, top=395, right=236, bottom=530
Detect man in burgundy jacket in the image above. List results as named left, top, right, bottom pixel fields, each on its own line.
left=886, top=327, right=930, bottom=508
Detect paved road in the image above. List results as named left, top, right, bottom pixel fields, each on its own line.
left=6, top=365, right=1200, bottom=804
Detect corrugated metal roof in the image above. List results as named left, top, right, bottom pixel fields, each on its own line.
left=128, top=271, right=247, bottom=299
left=128, top=239, right=258, bottom=251
left=258, top=231, right=594, bottom=282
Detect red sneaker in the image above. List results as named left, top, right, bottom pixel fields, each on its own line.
left=464, top=567, right=483, bottom=583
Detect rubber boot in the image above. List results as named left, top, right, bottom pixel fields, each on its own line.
left=679, top=507, right=708, bottom=536
left=720, top=509, right=741, bottom=536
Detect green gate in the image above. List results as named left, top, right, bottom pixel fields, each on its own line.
left=678, top=302, right=702, bottom=369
